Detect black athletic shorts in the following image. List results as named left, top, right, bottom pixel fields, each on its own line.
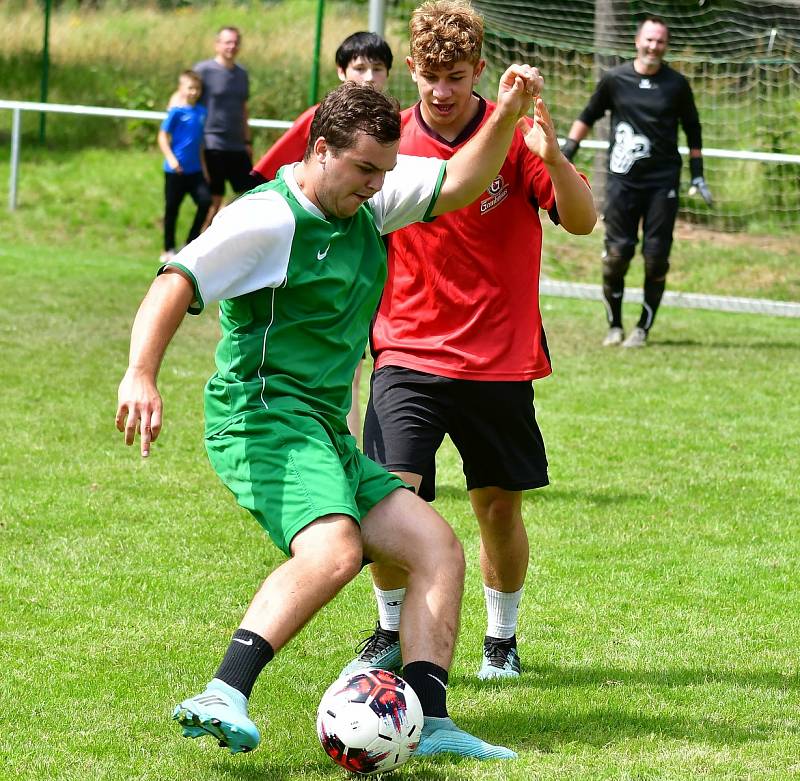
left=603, top=175, right=680, bottom=261
left=363, top=365, right=549, bottom=502
left=205, top=149, right=254, bottom=196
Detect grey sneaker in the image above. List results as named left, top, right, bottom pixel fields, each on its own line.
left=340, top=622, right=402, bottom=676
left=623, top=326, right=648, bottom=348
left=602, top=326, right=625, bottom=346
left=477, top=635, right=521, bottom=681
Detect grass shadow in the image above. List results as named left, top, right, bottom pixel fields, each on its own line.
left=654, top=338, right=800, bottom=351
left=214, top=757, right=471, bottom=780
left=451, top=661, right=799, bottom=750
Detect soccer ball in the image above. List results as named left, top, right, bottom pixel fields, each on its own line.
left=316, top=669, right=424, bottom=775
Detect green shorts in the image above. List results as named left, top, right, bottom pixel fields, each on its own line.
left=205, top=408, right=406, bottom=556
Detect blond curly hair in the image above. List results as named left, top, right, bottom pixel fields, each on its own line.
left=409, top=1, right=484, bottom=69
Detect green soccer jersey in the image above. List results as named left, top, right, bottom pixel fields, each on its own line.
left=166, top=159, right=446, bottom=435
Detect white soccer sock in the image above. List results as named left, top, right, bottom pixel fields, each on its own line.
left=374, top=586, right=405, bottom=632
left=484, top=585, right=524, bottom=640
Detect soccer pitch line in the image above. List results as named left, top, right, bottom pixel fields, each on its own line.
left=540, top=279, right=800, bottom=318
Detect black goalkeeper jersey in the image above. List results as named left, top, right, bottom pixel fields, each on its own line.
left=579, top=61, right=702, bottom=187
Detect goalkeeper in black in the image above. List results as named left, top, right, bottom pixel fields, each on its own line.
left=562, top=15, right=711, bottom=347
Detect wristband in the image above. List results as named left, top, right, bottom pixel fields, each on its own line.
left=561, top=138, right=580, bottom=162
left=689, top=156, right=704, bottom=180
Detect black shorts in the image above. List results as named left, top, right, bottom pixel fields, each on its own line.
left=603, top=175, right=680, bottom=261
left=363, top=365, right=549, bottom=502
left=204, top=149, right=254, bottom=196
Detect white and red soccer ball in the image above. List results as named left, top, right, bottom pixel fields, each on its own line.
left=316, top=669, right=423, bottom=775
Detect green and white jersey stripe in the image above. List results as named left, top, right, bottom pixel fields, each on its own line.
left=166, top=158, right=445, bottom=435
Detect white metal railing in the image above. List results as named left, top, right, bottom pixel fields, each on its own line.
left=5, top=99, right=800, bottom=207
left=0, top=99, right=293, bottom=210
left=4, top=99, right=800, bottom=210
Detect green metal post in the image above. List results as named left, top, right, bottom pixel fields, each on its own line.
left=308, top=0, right=325, bottom=106
left=40, top=0, right=52, bottom=143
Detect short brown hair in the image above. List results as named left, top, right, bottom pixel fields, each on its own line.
left=409, top=0, right=484, bottom=70
left=179, top=70, right=202, bottom=88
left=305, top=81, right=401, bottom=159
left=216, top=26, right=241, bottom=40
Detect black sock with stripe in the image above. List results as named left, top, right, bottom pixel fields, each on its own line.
left=214, top=628, right=274, bottom=699
left=402, top=661, right=449, bottom=718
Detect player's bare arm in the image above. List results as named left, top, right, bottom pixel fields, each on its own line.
left=432, top=64, right=540, bottom=216
left=518, top=97, right=596, bottom=235
left=115, top=268, right=194, bottom=458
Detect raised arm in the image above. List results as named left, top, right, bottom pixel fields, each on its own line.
left=431, top=64, right=541, bottom=216
left=115, top=268, right=195, bottom=458
left=519, top=98, right=596, bottom=235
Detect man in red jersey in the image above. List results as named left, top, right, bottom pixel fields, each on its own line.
left=341, top=0, right=596, bottom=681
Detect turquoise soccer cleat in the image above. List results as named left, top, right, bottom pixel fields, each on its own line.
left=340, top=622, right=403, bottom=677
left=415, top=716, right=517, bottom=760
left=477, top=635, right=522, bottom=681
left=172, top=678, right=261, bottom=754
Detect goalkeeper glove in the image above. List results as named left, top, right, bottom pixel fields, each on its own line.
left=688, top=156, right=713, bottom=206
left=561, top=138, right=579, bottom=162
left=688, top=176, right=713, bottom=206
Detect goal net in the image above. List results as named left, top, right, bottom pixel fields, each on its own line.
left=471, top=0, right=800, bottom=234
left=385, top=0, right=800, bottom=316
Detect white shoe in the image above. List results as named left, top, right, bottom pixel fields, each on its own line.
left=623, top=327, right=648, bottom=348
left=602, top=327, right=625, bottom=347
left=159, top=250, right=175, bottom=264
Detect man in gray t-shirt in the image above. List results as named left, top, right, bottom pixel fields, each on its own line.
left=193, top=26, right=254, bottom=225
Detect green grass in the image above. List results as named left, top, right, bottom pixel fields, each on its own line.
left=1, top=145, right=798, bottom=303
left=0, top=0, right=416, bottom=149
left=1, top=144, right=800, bottom=780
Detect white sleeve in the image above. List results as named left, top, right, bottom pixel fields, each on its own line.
left=369, top=154, right=446, bottom=235
left=166, top=190, right=295, bottom=312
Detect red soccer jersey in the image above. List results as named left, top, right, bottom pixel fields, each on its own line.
left=252, top=104, right=317, bottom=181
left=372, top=98, right=561, bottom=381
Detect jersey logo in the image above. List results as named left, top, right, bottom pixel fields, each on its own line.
left=480, top=175, right=510, bottom=215
left=638, top=78, right=655, bottom=90
left=610, top=121, right=651, bottom=175
left=317, top=244, right=330, bottom=260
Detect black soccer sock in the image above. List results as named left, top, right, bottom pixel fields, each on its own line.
left=638, top=278, right=666, bottom=331
left=402, top=661, right=449, bottom=718
left=602, top=280, right=625, bottom=328
left=214, top=628, right=275, bottom=699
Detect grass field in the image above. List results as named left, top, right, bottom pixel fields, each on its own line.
left=1, top=141, right=800, bottom=780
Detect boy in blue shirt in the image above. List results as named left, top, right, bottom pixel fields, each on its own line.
left=158, top=70, right=212, bottom=263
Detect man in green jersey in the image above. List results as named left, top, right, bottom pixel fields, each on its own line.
left=116, top=68, right=540, bottom=763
